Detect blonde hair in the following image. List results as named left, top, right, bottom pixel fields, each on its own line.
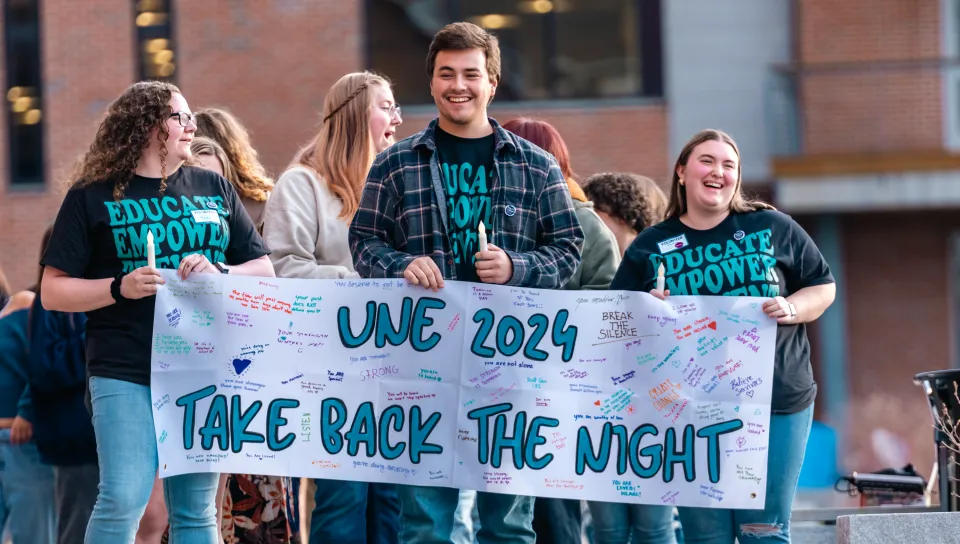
left=195, top=107, right=273, bottom=202
left=666, top=129, right=774, bottom=219
left=292, top=71, right=391, bottom=220
left=190, top=137, right=237, bottom=181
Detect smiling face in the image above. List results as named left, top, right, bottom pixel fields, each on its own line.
left=149, top=92, right=195, bottom=165
left=430, top=48, right=496, bottom=133
left=676, top=139, right=739, bottom=216
left=368, top=84, right=402, bottom=153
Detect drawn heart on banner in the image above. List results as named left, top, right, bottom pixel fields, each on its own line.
left=593, top=400, right=601, bottom=406
left=707, top=321, right=717, bottom=330
left=232, top=358, right=252, bottom=375
left=734, top=406, right=740, bottom=412
left=745, top=390, right=754, bottom=398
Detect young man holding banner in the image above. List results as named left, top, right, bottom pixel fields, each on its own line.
left=349, top=21, right=584, bottom=544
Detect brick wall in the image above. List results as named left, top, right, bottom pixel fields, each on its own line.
left=797, top=0, right=943, bottom=154
left=0, top=0, right=134, bottom=292
left=0, top=1, right=669, bottom=290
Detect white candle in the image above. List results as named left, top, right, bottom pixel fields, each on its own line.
left=147, top=231, right=156, bottom=269
left=478, top=221, right=488, bottom=253
left=656, top=262, right=665, bottom=292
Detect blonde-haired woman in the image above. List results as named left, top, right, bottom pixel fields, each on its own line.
left=262, top=71, right=402, bottom=543
left=195, top=107, right=274, bottom=230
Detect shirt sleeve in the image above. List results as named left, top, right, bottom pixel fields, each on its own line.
left=221, top=175, right=270, bottom=265
left=505, top=158, right=584, bottom=288
left=783, top=215, right=835, bottom=292
left=349, top=155, right=417, bottom=278
left=571, top=208, right=620, bottom=290
left=40, top=186, right=93, bottom=278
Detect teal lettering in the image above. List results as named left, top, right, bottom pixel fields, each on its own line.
left=698, top=420, right=743, bottom=483
left=140, top=198, right=163, bottom=222
left=120, top=199, right=145, bottom=224
left=199, top=395, right=229, bottom=451
left=629, top=424, right=662, bottom=478
left=112, top=228, right=132, bottom=259
left=757, top=229, right=774, bottom=255
left=458, top=163, right=473, bottom=193
left=338, top=302, right=376, bottom=348
left=160, top=196, right=181, bottom=218
left=719, top=256, right=746, bottom=285
left=745, top=254, right=765, bottom=282
left=230, top=396, right=264, bottom=453
left=345, top=402, right=377, bottom=457
left=180, top=195, right=199, bottom=214
left=379, top=405, right=406, bottom=461
left=723, top=239, right=744, bottom=259
left=663, top=425, right=696, bottom=483
left=526, top=416, right=559, bottom=470
left=320, top=398, right=347, bottom=454
left=181, top=217, right=207, bottom=248
left=760, top=255, right=780, bottom=283
left=704, top=243, right=723, bottom=263
left=468, top=165, right=488, bottom=193
left=703, top=264, right=725, bottom=294
left=175, top=385, right=217, bottom=450
left=408, top=406, right=442, bottom=463
left=375, top=299, right=412, bottom=348
left=741, top=232, right=759, bottom=253
left=682, top=246, right=705, bottom=268
left=575, top=423, right=613, bottom=474
left=167, top=221, right=185, bottom=252
left=105, top=202, right=125, bottom=226
left=266, top=398, right=299, bottom=451
left=665, top=252, right=684, bottom=275
left=468, top=403, right=511, bottom=465
left=410, top=297, right=445, bottom=351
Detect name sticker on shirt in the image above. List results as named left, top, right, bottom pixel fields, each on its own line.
left=657, top=234, right=689, bottom=254
left=191, top=209, right=220, bottom=224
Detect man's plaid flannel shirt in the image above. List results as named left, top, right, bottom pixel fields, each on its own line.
left=349, top=118, right=584, bottom=289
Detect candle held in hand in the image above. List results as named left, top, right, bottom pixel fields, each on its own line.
left=478, top=221, right=488, bottom=253
left=147, top=231, right=156, bottom=269
left=656, top=262, right=665, bottom=292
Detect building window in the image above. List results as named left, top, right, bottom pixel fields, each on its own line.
left=367, top=0, right=662, bottom=105
left=4, top=0, right=44, bottom=186
left=135, top=0, right=176, bottom=81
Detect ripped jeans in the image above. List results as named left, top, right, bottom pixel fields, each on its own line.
left=677, top=403, right=813, bottom=543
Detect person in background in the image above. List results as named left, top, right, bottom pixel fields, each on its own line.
left=501, top=117, right=618, bottom=544
left=262, top=70, right=403, bottom=544
left=188, top=135, right=300, bottom=544
left=583, top=173, right=667, bottom=257
left=613, top=129, right=836, bottom=543
left=40, top=80, right=273, bottom=544
left=24, top=225, right=99, bottom=544
left=502, top=117, right=619, bottom=292
left=0, top=289, right=56, bottom=543
left=350, top=22, right=583, bottom=544
left=195, top=107, right=274, bottom=231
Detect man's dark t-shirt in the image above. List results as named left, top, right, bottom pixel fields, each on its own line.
left=612, top=210, right=835, bottom=414
left=434, top=127, right=494, bottom=282
left=41, top=166, right=269, bottom=386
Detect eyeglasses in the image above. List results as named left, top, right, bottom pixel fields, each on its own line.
left=378, top=104, right=402, bottom=118
left=169, top=111, right=197, bottom=127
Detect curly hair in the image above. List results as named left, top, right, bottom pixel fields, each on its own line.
left=195, top=107, right=273, bottom=202
left=583, top=172, right=668, bottom=233
left=72, top=81, right=181, bottom=200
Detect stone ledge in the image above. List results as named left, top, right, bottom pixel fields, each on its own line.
left=837, top=512, right=960, bottom=544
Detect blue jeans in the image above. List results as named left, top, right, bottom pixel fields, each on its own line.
left=588, top=500, right=676, bottom=544
left=398, top=486, right=533, bottom=544
left=0, top=429, right=56, bottom=544
left=677, top=404, right=814, bottom=543
left=84, top=376, right=219, bottom=544
left=310, top=479, right=400, bottom=543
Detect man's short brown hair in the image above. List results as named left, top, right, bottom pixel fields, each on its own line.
left=426, top=22, right=501, bottom=84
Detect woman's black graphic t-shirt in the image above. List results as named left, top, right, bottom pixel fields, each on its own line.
left=42, top=166, right=269, bottom=386
left=612, top=210, right=834, bottom=414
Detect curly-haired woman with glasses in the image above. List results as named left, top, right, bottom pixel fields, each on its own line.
left=40, top=81, right=274, bottom=544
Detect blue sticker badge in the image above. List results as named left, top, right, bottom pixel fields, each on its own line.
left=504, top=204, right=517, bottom=217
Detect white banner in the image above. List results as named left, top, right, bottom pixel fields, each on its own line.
left=151, top=272, right=775, bottom=509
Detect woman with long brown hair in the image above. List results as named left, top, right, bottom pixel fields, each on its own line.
left=39, top=80, right=274, bottom=543
left=262, top=70, right=402, bottom=543
left=195, top=107, right=274, bottom=230
left=612, top=129, right=836, bottom=543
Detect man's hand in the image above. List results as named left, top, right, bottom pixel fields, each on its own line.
left=10, top=416, right=32, bottom=444
left=404, top=257, right=445, bottom=291
left=475, top=244, right=514, bottom=285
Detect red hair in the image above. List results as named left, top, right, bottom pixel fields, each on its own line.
left=502, top=118, right=575, bottom=180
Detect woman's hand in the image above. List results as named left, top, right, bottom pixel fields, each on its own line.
left=120, top=267, right=165, bottom=299
left=763, top=296, right=796, bottom=324
left=650, top=288, right=670, bottom=301
left=177, top=254, right=217, bottom=280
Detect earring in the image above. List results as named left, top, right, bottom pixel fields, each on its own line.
left=679, top=177, right=684, bottom=186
